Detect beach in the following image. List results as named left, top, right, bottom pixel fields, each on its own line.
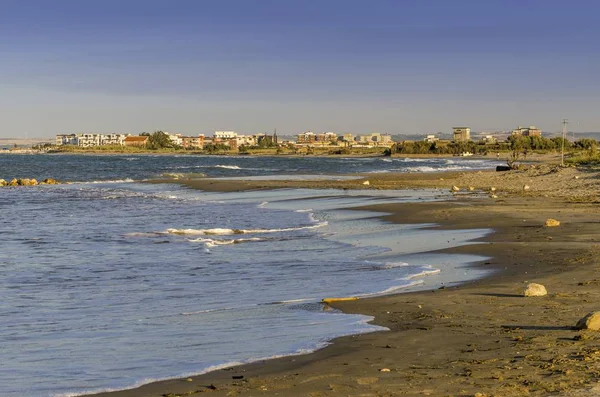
left=90, top=163, right=600, bottom=397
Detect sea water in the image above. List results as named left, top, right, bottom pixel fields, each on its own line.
left=0, top=154, right=498, bottom=396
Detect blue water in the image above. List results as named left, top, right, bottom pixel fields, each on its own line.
left=0, top=153, right=503, bottom=182
left=0, top=155, right=497, bottom=397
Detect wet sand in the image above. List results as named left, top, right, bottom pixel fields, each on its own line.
left=94, top=167, right=600, bottom=397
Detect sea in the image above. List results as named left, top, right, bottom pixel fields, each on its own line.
left=0, top=154, right=502, bottom=397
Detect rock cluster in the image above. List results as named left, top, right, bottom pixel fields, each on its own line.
left=545, top=218, right=560, bottom=227
left=0, top=178, right=59, bottom=186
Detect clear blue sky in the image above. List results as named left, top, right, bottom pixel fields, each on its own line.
left=1, top=0, right=599, bottom=137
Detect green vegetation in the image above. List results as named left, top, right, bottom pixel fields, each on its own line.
left=145, top=131, right=181, bottom=150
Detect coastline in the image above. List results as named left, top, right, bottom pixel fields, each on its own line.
left=90, top=177, right=600, bottom=397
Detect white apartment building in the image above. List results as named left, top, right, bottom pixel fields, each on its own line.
left=56, top=134, right=79, bottom=145
left=356, top=133, right=393, bottom=146
left=214, top=131, right=238, bottom=140
left=55, top=133, right=129, bottom=147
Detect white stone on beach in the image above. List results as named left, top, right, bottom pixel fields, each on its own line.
left=490, top=187, right=496, bottom=192
left=576, top=312, right=600, bottom=330
left=490, top=194, right=498, bottom=199
left=468, top=186, right=475, bottom=191
left=451, top=186, right=460, bottom=192
left=524, top=283, right=547, bottom=297
left=523, top=185, right=530, bottom=191
left=362, top=180, right=370, bottom=185
left=545, top=219, right=560, bottom=227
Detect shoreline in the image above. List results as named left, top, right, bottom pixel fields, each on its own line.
left=90, top=183, right=600, bottom=397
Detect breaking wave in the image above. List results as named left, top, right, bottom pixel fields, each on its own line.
left=165, top=222, right=328, bottom=236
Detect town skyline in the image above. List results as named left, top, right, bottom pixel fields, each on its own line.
left=2, top=0, right=600, bottom=138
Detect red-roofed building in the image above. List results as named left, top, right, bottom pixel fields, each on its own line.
left=124, top=136, right=149, bottom=147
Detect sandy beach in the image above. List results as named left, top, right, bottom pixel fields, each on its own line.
left=93, top=163, right=600, bottom=397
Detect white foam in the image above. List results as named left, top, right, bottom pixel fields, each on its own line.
left=258, top=201, right=268, bottom=207
left=166, top=222, right=327, bottom=236
left=188, top=237, right=264, bottom=247
left=167, top=228, right=242, bottom=236
left=356, top=280, right=425, bottom=298
left=79, top=178, right=136, bottom=184
left=381, top=262, right=409, bottom=269
left=404, top=265, right=441, bottom=279
left=214, top=165, right=241, bottom=170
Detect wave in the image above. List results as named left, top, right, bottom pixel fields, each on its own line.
left=381, top=262, right=409, bottom=269
left=188, top=237, right=265, bottom=247
left=165, top=222, right=327, bottom=236
left=214, top=165, right=241, bottom=170
left=404, top=265, right=441, bottom=279
left=78, top=179, right=136, bottom=184
left=356, top=280, right=425, bottom=298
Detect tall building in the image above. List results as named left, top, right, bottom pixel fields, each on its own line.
left=452, top=127, right=471, bottom=142
left=512, top=126, right=542, bottom=137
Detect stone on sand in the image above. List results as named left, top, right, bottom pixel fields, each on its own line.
left=524, top=283, right=547, bottom=297
left=523, top=185, right=530, bottom=191
left=545, top=218, right=560, bottom=227
left=575, top=312, right=600, bottom=331
left=451, top=186, right=460, bottom=192
left=362, top=180, right=370, bottom=185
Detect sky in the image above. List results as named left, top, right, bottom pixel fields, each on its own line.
left=1, top=0, right=599, bottom=137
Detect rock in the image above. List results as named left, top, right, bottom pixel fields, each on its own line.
left=575, top=312, right=600, bottom=330
left=43, top=178, right=59, bottom=185
left=451, top=186, right=460, bottom=192
left=379, top=368, right=391, bottom=372
left=545, top=218, right=560, bottom=227
left=524, top=283, right=547, bottom=297
left=8, top=178, right=18, bottom=186
left=490, top=187, right=496, bottom=192
left=574, top=175, right=580, bottom=179
left=0, top=179, right=6, bottom=186
left=490, top=194, right=498, bottom=199
left=523, top=185, right=530, bottom=191
left=362, top=180, right=370, bottom=185
left=496, top=166, right=511, bottom=172
left=468, top=186, right=475, bottom=191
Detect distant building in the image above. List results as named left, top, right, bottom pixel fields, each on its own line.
left=56, top=134, right=78, bottom=146
left=317, top=132, right=338, bottom=144
left=342, top=133, right=355, bottom=142
left=214, top=131, right=237, bottom=140
left=424, top=134, right=439, bottom=143
left=480, top=135, right=497, bottom=145
left=124, top=136, right=149, bottom=147
left=297, top=131, right=316, bottom=144
left=512, top=126, right=542, bottom=137
left=180, top=135, right=204, bottom=149
left=452, top=127, right=471, bottom=142
left=56, top=133, right=129, bottom=147
left=356, top=132, right=393, bottom=146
